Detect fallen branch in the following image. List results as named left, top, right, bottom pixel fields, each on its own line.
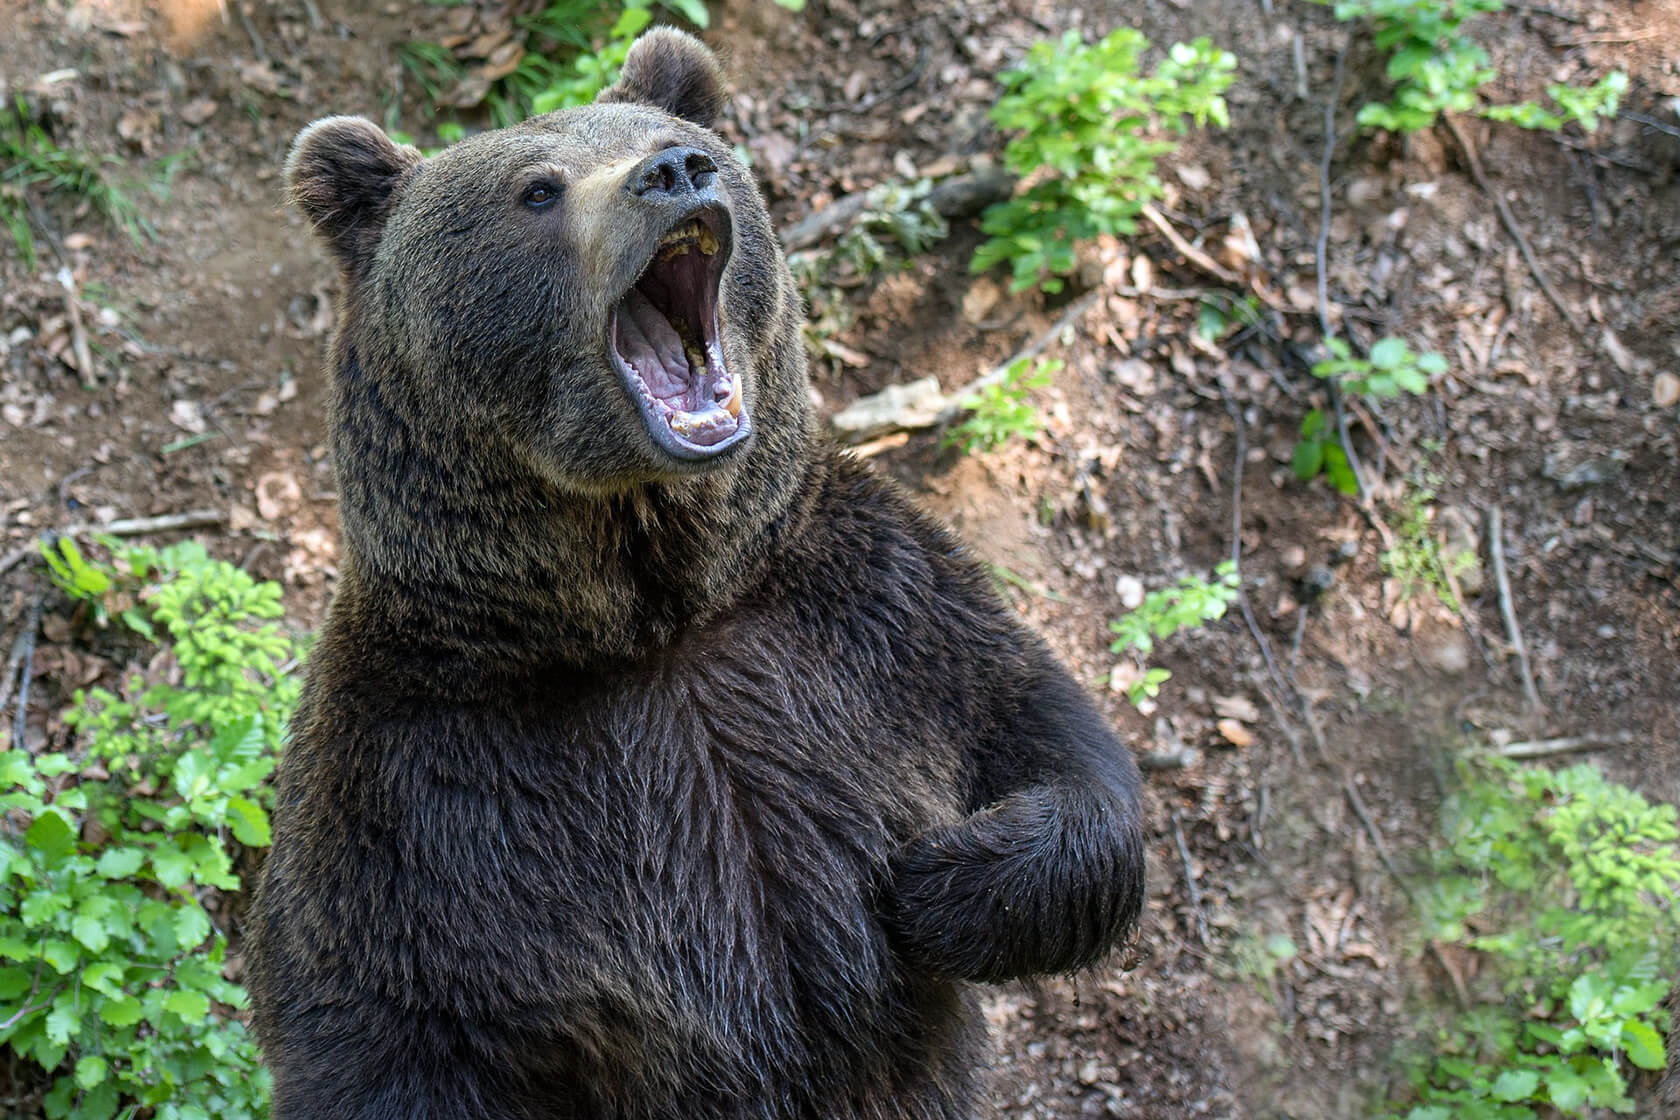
left=1498, top=730, right=1636, bottom=759
left=1169, top=810, right=1210, bottom=948
left=56, top=267, right=94, bottom=382
left=1444, top=114, right=1582, bottom=334
left=100, top=509, right=228, bottom=537
left=1487, top=505, right=1543, bottom=716
left=779, top=164, right=1015, bottom=253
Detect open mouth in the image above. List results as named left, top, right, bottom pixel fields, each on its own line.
left=608, top=205, right=748, bottom=460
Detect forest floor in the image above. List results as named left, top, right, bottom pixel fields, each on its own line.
left=1, top=0, right=1677, bottom=1116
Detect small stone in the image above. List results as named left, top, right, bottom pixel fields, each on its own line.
left=961, top=278, right=1001, bottom=325
left=1279, top=545, right=1307, bottom=572
left=1115, top=575, right=1144, bottom=610
left=1653, top=372, right=1680, bottom=409
left=1215, top=719, right=1254, bottom=748
left=1302, top=565, right=1336, bottom=598
left=179, top=97, right=219, bottom=125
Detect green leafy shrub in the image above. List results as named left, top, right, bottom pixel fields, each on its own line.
left=972, top=30, right=1235, bottom=294
left=1107, top=562, right=1240, bottom=707
left=1323, top=0, right=1626, bottom=135
left=943, top=357, right=1059, bottom=454
left=1, top=538, right=302, bottom=1118
left=1294, top=336, right=1445, bottom=494
left=1393, top=755, right=1679, bottom=1117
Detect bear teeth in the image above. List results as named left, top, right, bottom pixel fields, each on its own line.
left=655, top=220, right=720, bottom=260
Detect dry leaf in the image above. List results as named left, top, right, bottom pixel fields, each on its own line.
left=1213, top=695, right=1260, bottom=723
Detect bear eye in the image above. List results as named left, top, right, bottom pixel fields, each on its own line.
left=523, top=181, right=561, bottom=210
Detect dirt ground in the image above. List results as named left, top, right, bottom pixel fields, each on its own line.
left=1, top=0, right=1677, bottom=1115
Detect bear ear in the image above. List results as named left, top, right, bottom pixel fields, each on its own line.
left=596, top=29, right=727, bottom=129
left=285, top=116, right=421, bottom=278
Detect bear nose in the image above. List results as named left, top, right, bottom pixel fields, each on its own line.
left=629, top=146, right=718, bottom=198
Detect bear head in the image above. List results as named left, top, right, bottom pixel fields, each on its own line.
left=284, top=29, right=809, bottom=494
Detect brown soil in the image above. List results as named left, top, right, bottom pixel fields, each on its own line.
left=1, top=0, right=1676, bottom=1115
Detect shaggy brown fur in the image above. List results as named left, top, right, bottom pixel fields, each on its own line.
left=247, top=30, right=1146, bottom=1119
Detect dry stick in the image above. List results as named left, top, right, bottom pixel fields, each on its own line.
left=1486, top=506, right=1543, bottom=716
left=56, top=267, right=94, bottom=383
left=1169, top=811, right=1210, bottom=948
left=100, top=509, right=227, bottom=537
left=9, top=596, right=43, bottom=752
left=1498, top=730, right=1636, bottom=760
left=1138, top=202, right=1243, bottom=287
left=0, top=613, right=34, bottom=714
left=1444, top=114, right=1582, bottom=335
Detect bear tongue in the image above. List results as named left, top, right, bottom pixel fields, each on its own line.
left=617, top=289, right=694, bottom=402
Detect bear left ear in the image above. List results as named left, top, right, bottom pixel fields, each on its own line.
left=596, top=29, right=727, bottom=129
left=285, top=116, right=421, bottom=279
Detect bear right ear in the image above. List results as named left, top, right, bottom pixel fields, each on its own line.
left=285, top=116, right=420, bottom=278
left=596, top=29, right=727, bottom=129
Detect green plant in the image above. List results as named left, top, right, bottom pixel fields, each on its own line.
left=1106, top=561, right=1240, bottom=707
left=1, top=538, right=302, bottom=1118
left=1, top=96, right=149, bottom=271
left=1393, top=754, right=1678, bottom=1117
left=972, top=30, right=1235, bottom=294
left=834, top=178, right=950, bottom=277
left=1381, top=487, right=1473, bottom=610
left=1323, top=0, right=1626, bottom=134
left=943, top=356, right=1060, bottom=454
left=1483, top=71, right=1627, bottom=132
left=1294, top=337, right=1445, bottom=494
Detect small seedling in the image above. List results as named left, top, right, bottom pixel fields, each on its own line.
left=944, top=357, right=1060, bottom=455
left=1294, top=337, right=1444, bottom=495
left=972, top=29, right=1235, bottom=294
left=1107, top=561, right=1241, bottom=708
left=1381, top=487, right=1474, bottom=610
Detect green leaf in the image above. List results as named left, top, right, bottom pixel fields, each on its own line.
left=1622, top=1018, right=1666, bottom=1070
left=1292, top=438, right=1324, bottom=482
left=174, top=904, right=211, bottom=950
left=70, top=913, right=110, bottom=953
left=44, top=1002, right=77, bottom=1046
left=151, top=842, right=194, bottom=890
left=98, top=995, right=142, bottom=1027
left=74, top=1054, right=108, bottom=1090
left=164, top=988, right=210, bottom=1022
left=1368, top=337, right=1408, bottom=370
left=1489, top=1068, right=1539, bottom=1101
left=226, top=796, right=271, bottom=847
left=95, top=846, right=145, bottom=880
left=25, top=810, right=76, bottom=867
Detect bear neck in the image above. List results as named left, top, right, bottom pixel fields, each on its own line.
left=324, top=340, right=818, bottom=678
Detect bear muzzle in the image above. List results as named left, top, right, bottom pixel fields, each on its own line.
left=608, top=200, right=749, bottom=463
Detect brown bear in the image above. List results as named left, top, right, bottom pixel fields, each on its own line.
left=247, top=28, right=1146, bottom=1119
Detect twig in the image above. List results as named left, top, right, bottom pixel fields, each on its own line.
left=1444, top=114, right=1582, bottom=334
left=1314, top=45, right=1347, bottom=340
left=1487, top=506, right=1543, bottom=716
left=1214, top=371, right=1295, bottom=710
left=1169, top=811, right=1210, bottom=948
left=1550, top=135, right=1656, bottom=175
left=100, top=509, right=227, bottom=537
left=1498, top=730, right=1636, bottom=759
left=0, top=546, right=34, bottom=578
left=1138, top=202, right=1244, bottom=288
left=56, top=267, right=94, bottom=382
left=1621, top=111, right=1680, bottom=141
left=9, top=596, right=43, bottom=752
left=1556, top=27, right=1659, bottom=46
left=235, top=0, right=269, bottom=63
left=0, top=610, right=35, bottom=714
left=851, top=432, right=909, bottom=459
left=1427, top=941, right=1472, bottom=1010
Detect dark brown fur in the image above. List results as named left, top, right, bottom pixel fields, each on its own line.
left=248, top=31, right=1146, bottom=1119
